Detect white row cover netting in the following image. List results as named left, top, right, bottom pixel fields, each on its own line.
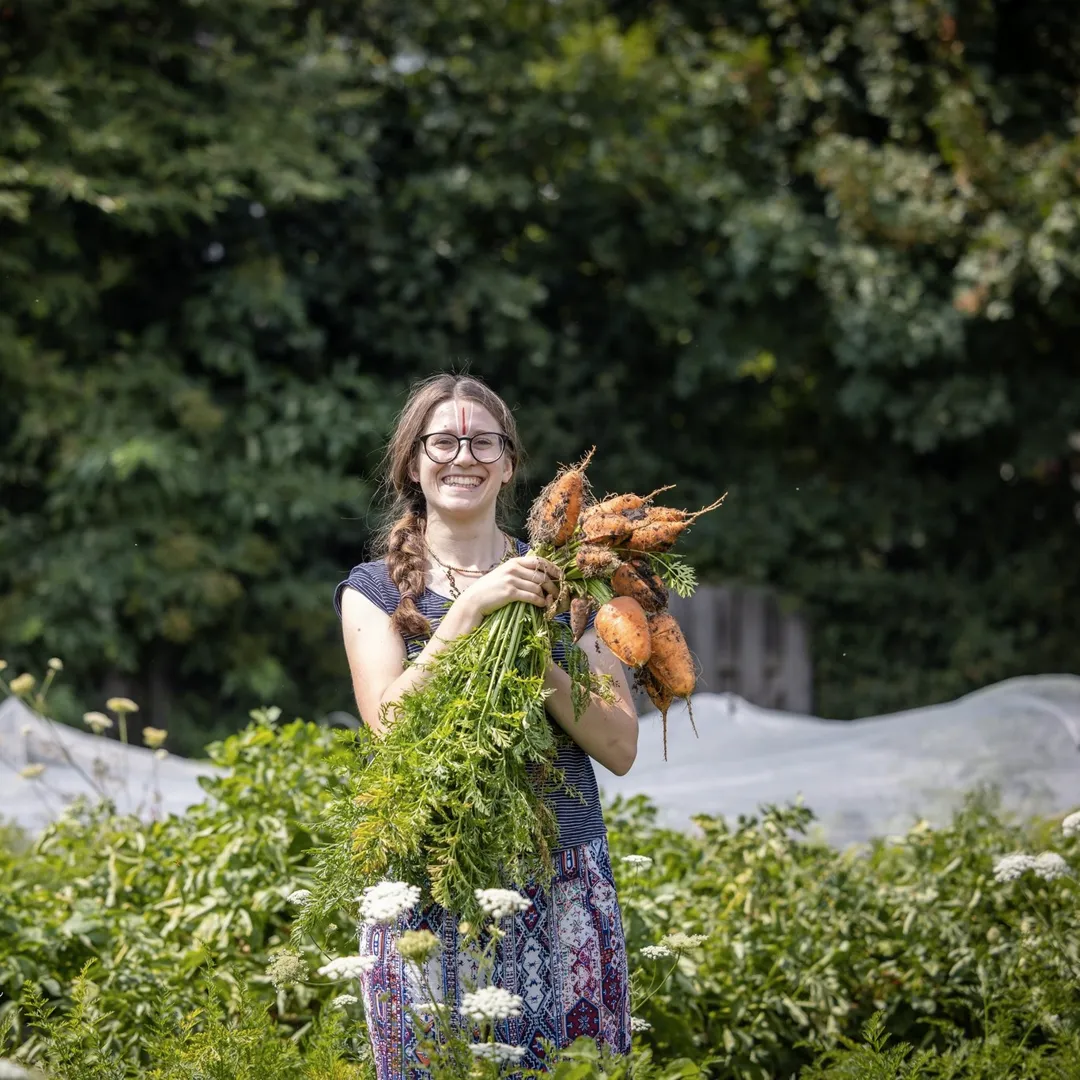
left=0, top=696, right=222, bottom=833
left=597, top=674, right=1080, bottom=847
left=3, top=674, right=1079, bottom=846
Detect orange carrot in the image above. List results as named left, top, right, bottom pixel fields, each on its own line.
left=627, top=494, right=727, bottom=551
left=527, top=448, right=595, bottom=547
left=582, top=485, right=675, bottom=522
left=640, top=668, right=675, bottom=760
left=575, top=545, right=622, bottom=578
left=645, top=612, right=695, bottom=697
left=611, top=558, right=668, bottom=613
left=582, top=512, right=634, bottom=546
left=595, top=597, right=652, bottom=667
left=570, top=596, right=594, bottom=642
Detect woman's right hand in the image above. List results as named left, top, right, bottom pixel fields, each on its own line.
left=453, top=555, right=562, bottom=629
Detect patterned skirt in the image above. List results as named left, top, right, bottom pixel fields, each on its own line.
left=357, top=835, right=631, bottom=1080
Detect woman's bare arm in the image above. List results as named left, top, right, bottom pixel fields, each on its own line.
left=339, top=589, right=480, bottom=736
left=542, top=630, right=639, bottom=775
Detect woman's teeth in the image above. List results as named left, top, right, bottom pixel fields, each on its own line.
left=442, top=477, right=482, bottom=488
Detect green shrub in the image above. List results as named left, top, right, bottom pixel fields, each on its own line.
left=0, top=710, right=355, bottom=1060
left=3, top=711, right=1079, bottom=1078
left=606, top=794, right=1080, bottom=1077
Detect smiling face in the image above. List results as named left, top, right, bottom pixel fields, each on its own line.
left=409, top=398, right=514, bottom=521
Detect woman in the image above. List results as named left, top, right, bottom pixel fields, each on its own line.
left=334, top=373, right=638, bottom=1078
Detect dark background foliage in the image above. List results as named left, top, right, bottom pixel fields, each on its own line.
left=1, top=0, right=1077, bottom=752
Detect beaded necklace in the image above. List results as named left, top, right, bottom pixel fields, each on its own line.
left=425, top=534, right=513, bottom=599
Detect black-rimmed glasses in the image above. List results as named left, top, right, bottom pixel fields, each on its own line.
left=416, top=432, right=512, bottom=464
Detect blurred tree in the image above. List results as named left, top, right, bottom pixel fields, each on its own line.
left=1, top=0, right=1076, bottom=748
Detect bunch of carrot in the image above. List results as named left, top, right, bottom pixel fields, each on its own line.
left=527, top=449, right=724, bottom=758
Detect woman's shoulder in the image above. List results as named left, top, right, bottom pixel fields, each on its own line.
left=333, top=558, right=398, bottom=619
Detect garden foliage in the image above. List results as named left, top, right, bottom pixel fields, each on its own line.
left=3, top=712, right=1079, bottom=1077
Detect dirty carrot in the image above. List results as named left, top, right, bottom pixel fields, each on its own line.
left=595, top=596, right=652, bottom=667
left=611, top=558, right=668, bottom=613
left=527, top=448, right=595, bottom=547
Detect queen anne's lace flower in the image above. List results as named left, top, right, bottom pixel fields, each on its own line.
left=397, top=929, right=440, bottom=964
left=1033, top=851, right=1070, bottom=881
left=142, top=726, right=168, bottom=749
left=266, top=951, right=308, bottom=989
left=631, top=1017, right=652, bottom=1032
left=317, top=955, right=376, bottom=980
left=286, top=889, right=312, bottom=906
left=331, top=994, right=359, bottom=1009
left=1062, top=811, right=1080, bottom=838
left=640, top=945, right=673, bottom=960
left=469, top=1042, right=526, bottom=1065
left=460, top=987, right=524, bottom=1023
left=660, top=932, right=708, bottom=951
left=83, top=711, right=113, bottom=733
left=993, top=853, right=1037, bottom=882
left=9, top=673, right=36, bottom=696
left=475, top=888, right=532, bottom=919
left=621, top=855, right=653, bottom=867
left=359, top=880, right=422, bottom=922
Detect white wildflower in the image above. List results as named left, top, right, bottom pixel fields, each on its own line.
left=469, top=1043, right=526, bottom=1066
left=397, top=929, right=441, bottom=964
left=621, top=855, right=653, bottom=867
left=1062, top=811, right=1080, bottom=838
left=105, top=696, right=139, bottom=714
left=154, top=748, right=168, bottom=761
left=475, top=888, right=532, bottom=919
left=286, top=889, right=313, bottom=906
left=9, top=673, right=35, bottom=696
left=359, top=880, right=422, bottom=922
left=83, top=711, right=113, bottom=734
left=317, top=954, right=376, bottom=980
left=631, top=1016, right=652, bottom=1032
left=266, top=951, right=308, bottom=989
left=331, top=994, right=359, bottom=1009
left=460, top=986, right=524, bottom=1023
left=660, top=932, right=708, bottom=951
left=142, top=726, right=167, bottom=749
left=1033, top=851, right=1070, bottom=881
left=47, top=657, right=63, bottom=671
left=640, top=945, right=673, bottom=960
left=993, top=853, right=1037, bottom=883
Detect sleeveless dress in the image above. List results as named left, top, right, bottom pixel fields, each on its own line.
left=334, top=542, right=631, bottom=1078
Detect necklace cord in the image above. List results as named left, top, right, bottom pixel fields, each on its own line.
left=425, top=534, right=512, bottom=599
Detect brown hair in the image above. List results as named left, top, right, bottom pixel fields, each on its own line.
left=374, top=373, right=522, bottom=637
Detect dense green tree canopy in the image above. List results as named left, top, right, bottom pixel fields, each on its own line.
left=2, top=0, right=1077, bottom=750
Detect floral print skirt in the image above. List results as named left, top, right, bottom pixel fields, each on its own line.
left=357, top=835, right=631, bottom=1080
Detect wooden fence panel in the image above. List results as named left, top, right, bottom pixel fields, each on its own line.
left=647, top=585, right=812, bottom=713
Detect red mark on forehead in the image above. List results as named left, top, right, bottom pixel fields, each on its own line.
left=460, top=406, right=466, bottom=435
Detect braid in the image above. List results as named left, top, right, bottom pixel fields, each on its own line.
left=386, top=504, right=432, bottom=639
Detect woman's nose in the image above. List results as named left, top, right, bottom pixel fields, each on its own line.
left=453, top=438, right=478, bottom=464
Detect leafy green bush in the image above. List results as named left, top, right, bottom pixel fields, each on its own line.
left=0, top=709, right=355, bottom=1060
left=3, top=709, right=1080, bottom=1078
left=605, top=794, right=1080, bottom=1077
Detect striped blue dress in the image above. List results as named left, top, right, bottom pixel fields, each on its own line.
left=334, top=540, right=631, bottom=1077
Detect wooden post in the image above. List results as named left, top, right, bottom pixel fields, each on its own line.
left=636, top=584, right=812, bottom=714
